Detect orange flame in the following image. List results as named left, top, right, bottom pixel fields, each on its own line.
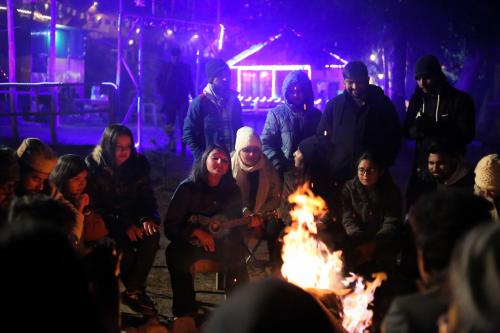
left=281, top=183, right=345, bottom=291
left=341, top=273, right=387, bottom=333
left=281, top=183, right=386, bottom=333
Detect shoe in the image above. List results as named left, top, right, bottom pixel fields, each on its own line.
left=121, top=289, right=158, bottom=316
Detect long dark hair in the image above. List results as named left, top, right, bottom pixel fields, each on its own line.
left=50, top=154, right=88, bottom=204
left=96, top=124, right=136, bottom=168
left=190, top=144, right=233, bottom=185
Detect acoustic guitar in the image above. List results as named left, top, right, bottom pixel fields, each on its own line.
left=188, top=210, right=280, bottom=246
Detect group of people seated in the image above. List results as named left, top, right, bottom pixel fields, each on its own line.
left=0, top=54, right=499, bottom=333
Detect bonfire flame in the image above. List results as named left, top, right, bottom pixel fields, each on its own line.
left=281, top=183, right=387, bottom=333
left=281, top=183, right=344, bottom=292
left=341, top=273, right=387, bottom=333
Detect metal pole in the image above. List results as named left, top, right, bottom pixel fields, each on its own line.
left=116, top=0, right=122, bottom=88
left=136, top=18, right=143, bottom=149
left=195, top=49, right=201, bottom=93
left=49, top=0, right=56, bottom=82
left=115, top=0, right=123, bottom=122
left=6, top=0, right=19, bottom=141
left=49, top=0, right=57, bottom=144
left=216, top=0, right=221, bottom=24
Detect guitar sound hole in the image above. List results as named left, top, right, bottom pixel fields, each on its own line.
left=210, top=223, right=220, bottom=233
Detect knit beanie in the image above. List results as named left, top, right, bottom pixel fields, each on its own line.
left=342, top=61, right=368, bottom=80
left=414, top=55, right=443, bottom=79
left=205, top=58, right=230, bottom=83
left=0, top=146, right=20, bottom=185
left=235, top=126, right=261, bottom=153
left=474, top=154, right=500, bottom=191
left=16, top=138, right=58, bottom=174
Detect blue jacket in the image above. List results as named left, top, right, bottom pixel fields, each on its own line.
left=183, top=92, right=242, bottom=160
left=261, top=71, right=321, bottom=173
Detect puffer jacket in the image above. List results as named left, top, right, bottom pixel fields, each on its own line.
left=261, top=71, right=321, bottom=173
left=85, top=147, right=160, bottom=235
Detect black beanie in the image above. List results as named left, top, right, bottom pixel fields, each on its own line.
left=415, top=55, right=443, bottom=79
left=342, top=61, right=368, bottom=79
left=205, top=58, right=230, bottom=83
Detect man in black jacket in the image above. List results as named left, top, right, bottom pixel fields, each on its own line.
left=404, top=55, right=475, bottom=182
left=317, top=61, right=401, bottom=184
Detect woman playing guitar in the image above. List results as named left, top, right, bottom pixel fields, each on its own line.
left=164, top=144, right=261, bottom=318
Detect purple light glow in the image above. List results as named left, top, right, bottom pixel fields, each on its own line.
left=217, top=24, right=225, bottom=51
left=232, top=65, right=312, bottom=97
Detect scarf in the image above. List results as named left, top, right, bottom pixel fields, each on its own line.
left=232, top=152, right=271, bottom=213
left=203, top=83, right=236, bottom=152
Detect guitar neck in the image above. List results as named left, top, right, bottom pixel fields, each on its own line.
left=223, top=216, right=252, bottom=230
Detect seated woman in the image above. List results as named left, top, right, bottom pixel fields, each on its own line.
left=164, top=144, right=260, bottom=318
left=85, top=124, right=160, bottom=316
left=231, top=127, right=282, bottom=265
left=281, top=135, right=342, bottom=250
left=50, top=154, right=108, bottom=248
left=340, top=152, right=402, bottom=275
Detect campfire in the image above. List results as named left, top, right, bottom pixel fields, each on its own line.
left=281, top=183, right=387, bottom=333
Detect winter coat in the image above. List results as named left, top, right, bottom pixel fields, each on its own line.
left=262, top=71, right=322, bottom=174
left=382, top=287, right=449, bottom=333
left=403, top=83, right=475, bottom=169
left=183, top=90, right=242, bottom=161
left=341, top=175, right=402, bottom=246
left=231, top=153, right=281, bottom=215
left=85, top=148, right=160, bottom=236
left=317, top=85, right=401, bottom=183
left=164, top=177, right=243, bottom=244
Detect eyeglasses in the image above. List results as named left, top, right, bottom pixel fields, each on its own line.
left=358, top=168, right=376, bottom=175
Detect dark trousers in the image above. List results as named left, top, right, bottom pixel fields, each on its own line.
left=165, top=239, right=249, bottom=317
left=115, top=232, right=160, bottom=291
left=162, top=101, right=189, bottom=136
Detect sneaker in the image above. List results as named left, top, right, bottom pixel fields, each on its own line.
left=121, top=290, right=157, bottom=316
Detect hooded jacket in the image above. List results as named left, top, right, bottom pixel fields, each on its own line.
left=317, top=85, right=401, bottom=183
left=261, top=71, right=321, bottom=174
left=403, top=82, right=475, bottom=169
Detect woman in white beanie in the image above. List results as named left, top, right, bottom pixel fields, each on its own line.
left=231, top=126, right=282, bottom=266
left=474, top=154, right=500, bottom=220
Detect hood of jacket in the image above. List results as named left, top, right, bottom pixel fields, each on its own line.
left=281, top=70, right=314, bottom=108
